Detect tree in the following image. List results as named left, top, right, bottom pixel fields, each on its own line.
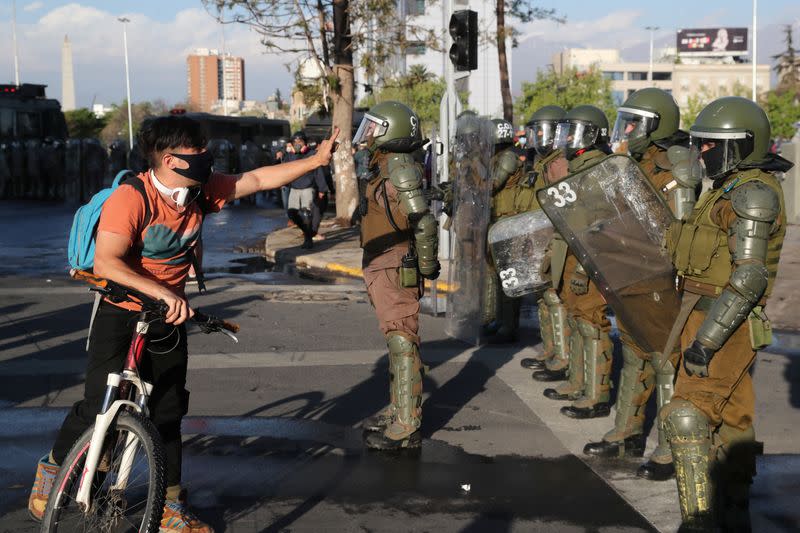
left=359, top=65, right=468, bottom=134
left=100, top=100, right=168, bottom=146
left=64, top=108, right=108, bottom=138
left=495, top=1, right=563, bottom=121
left=514, top=66, right=615, bottom=125
left=761, top=90, right=800, bottom=140
left=204, top=0, right=438, bottom=224
left=772, top=24, right=800, bottom=96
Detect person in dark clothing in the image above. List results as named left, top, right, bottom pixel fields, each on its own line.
left=285, top=131, right=329, bottom=248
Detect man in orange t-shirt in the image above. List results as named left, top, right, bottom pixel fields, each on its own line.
left=28, top=116, right=338, bottom=533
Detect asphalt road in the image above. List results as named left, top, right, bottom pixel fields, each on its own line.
left=0, top=201, right=798, bottom=532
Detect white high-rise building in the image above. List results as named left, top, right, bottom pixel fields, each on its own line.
left=356, top=0, right=509, bottom=118
left=61, top=35, right=76, bottom=111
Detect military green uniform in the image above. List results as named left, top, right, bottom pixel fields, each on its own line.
left=354, top=102, right=440, bottom=451
left=661, top=97, right=790, bottom=529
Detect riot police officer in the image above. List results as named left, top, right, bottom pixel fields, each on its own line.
left=663, top=96, right=790, bottom=530
left=517, top=105, right=569, bottom=367
left=356, top=101, right=440, bottom=450
left=583, top=89, right=689, bottom=481
left=534, top=105, right=614, bottom=421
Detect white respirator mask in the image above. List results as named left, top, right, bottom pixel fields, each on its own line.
left=150, top=170, right=201, bottom=208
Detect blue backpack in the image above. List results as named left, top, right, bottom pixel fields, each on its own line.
left=67, top=170, right=151, bottom=271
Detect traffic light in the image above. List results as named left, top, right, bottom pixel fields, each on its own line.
left=449, top=10, right=478, bottom=71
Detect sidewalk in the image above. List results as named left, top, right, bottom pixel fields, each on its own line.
left=265, top=220, right=800, bottom=331
left=264, top=219, right=452, bottom=292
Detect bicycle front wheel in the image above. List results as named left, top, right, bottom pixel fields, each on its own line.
left=41, top=411, right=167, bottom=533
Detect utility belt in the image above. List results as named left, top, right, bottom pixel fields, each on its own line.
left=683, top=283, right=773, bottom=350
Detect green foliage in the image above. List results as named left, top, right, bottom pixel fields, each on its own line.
left=100, top=100, right=168, bottom=145
left=773, top=24, right=800, bottom=95
left=358, top=66, right=468, bottom=135
left=64, top=108, right=108, bottom=138
left=514, top=66, right=615, bottom=125
left=761, top=90, right=800, bottom=139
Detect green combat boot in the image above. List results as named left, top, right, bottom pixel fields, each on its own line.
left=664, top=399, right=714, bottom=530
left=543, top=315, right=583, bottom=399
left=364, top=334, right=424, bottom=450
left=638, top=351, right=677, bottom=480
left=561, top=318, right=612, bottom=419
left=521, top=292, right=554, bottom=369
left=584, top=343, right=652, bottom=457
left=533, top=292, right=570, bottom=382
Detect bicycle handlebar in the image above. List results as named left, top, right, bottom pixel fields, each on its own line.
left=70, top=269, right=239, bottom=335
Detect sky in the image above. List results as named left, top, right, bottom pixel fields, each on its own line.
left=0, top=0, right=799, bottom=109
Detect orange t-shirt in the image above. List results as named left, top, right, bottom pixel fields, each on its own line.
left=97, top=170, right=238, bottom=309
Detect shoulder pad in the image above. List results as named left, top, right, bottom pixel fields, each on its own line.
left=731, top=180, right=780, bottom=222
left=651, top=149, right=672, bottom=171
left=497, top=149, right=521, bottom=174
left=387, top=153, right=422, bottom=192
left=667, top=145, right=689, bottom=166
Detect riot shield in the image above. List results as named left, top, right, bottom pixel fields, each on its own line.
left=0, top=143, right=10, bottom=198
left=40, top=139, right=65, bottom=200
left=63, top=139, right=81, bottom=202
left=536, top=154, right=680, bottom=354
left=109, top=140, right=128, bottom=178
left=208, top=139, right=237, bottom=174
left=488, top=209, right=553, bottom=298
left=445, top=116, right=494, bottom=344
left=82, top=139, right=107, bottom=200
left=25, top=140, right=42, bottom=198
left=10, top=141, right=26, bottom=199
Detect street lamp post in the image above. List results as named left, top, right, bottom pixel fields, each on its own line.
left=12, top=0, right=20, bottom=85
left=118, top=17, right=134, bottom=150
left=645, top=26, right=659, bottom=83
left=752, top=0, right=758, bottom=101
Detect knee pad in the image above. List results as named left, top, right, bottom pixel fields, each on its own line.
left=663, top=399, right=711, bottom=443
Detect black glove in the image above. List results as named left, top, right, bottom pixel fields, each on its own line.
left=683, top=340, right=715, bottom=378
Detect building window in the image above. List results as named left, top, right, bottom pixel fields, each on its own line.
left=603, top=71, right=623, bottom=81
left=628, top=71, right=648, bottom=81
left=406, top=41, right=426, bottom=55
left=652, top=72, right=672, bottom=81
left=611, top=90, right=625, bottom=106
left=405, top=0, right=425, bottom=15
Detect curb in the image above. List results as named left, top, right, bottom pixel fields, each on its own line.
left=297, top=255, right=453, bottom=292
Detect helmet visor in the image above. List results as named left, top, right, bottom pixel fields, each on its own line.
left=353, top=113, right=389, bottom=146
left=526, top=121, right=557, bottom=156
left=689, top=131, right=753, bottom=180
left=554, top=120, right=599, bottom=151
left=610, top=109, right=658, bottom=153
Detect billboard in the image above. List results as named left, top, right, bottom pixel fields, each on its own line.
left=677, top=28, right=748, bottom=55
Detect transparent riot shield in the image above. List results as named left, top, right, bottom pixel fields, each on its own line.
left=40, top=139, right=65, bottom=200
left=445, top=116, right=494, bottom=344
left=536, top=154, right=680, bottom=354
left=488, top=209, right=553, bottom=298
left=82, top=139, right=107, bottom=200
left=208, top=139, right=237, bottom=174
left=64, top=139, right=82, bottom=202
left=25, top=140, right=42, bottom=198
left=0, top=143, right=11, bottom=198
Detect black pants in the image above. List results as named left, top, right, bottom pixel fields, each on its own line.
left=52, top=301, right=189, bottom=486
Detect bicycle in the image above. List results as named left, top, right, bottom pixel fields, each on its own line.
left=40, top=269, right=239, bottom=532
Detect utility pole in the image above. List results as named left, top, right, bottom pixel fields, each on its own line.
left=118, top=17, right=134, bottom=150
left=12, top=0, right=20, bottom=85
left=645, top=26, right=659, bottom=82
left=751, top=0, right=758, bottom=101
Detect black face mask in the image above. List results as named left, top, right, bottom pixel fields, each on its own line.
left=170, top=151, right=214, bottom=184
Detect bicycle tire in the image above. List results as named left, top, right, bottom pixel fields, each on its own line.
left=41, top=411, right=167, bottom=533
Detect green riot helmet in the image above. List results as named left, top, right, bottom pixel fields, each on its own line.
left=689, top=96, right=770, bottom=181
left=554, top=105, right=609, bottom=159
left=525, top=105, right=566, bottom=157
left=610, top=88, right=680, bottom=156
left=353, top=101, right=424, bottom=153
left=491, top=118, right=515, bottom=148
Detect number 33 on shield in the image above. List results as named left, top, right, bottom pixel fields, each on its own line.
left=546, top=183, right=578, bottom=208
left=499, top=268, right=519, bottom=289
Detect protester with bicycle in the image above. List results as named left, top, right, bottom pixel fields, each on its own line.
left=29, top=115, right=339, bottom=533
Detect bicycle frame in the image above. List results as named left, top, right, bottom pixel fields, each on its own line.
left=75, top=311, right=154, bottom=510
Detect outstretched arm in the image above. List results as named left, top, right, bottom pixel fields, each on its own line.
left=229, top=128, right=339, bottom=200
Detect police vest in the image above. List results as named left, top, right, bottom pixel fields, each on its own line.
left=666, top=169, right=785, bottom=299
left=360, top=154, right=413, bottom=254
